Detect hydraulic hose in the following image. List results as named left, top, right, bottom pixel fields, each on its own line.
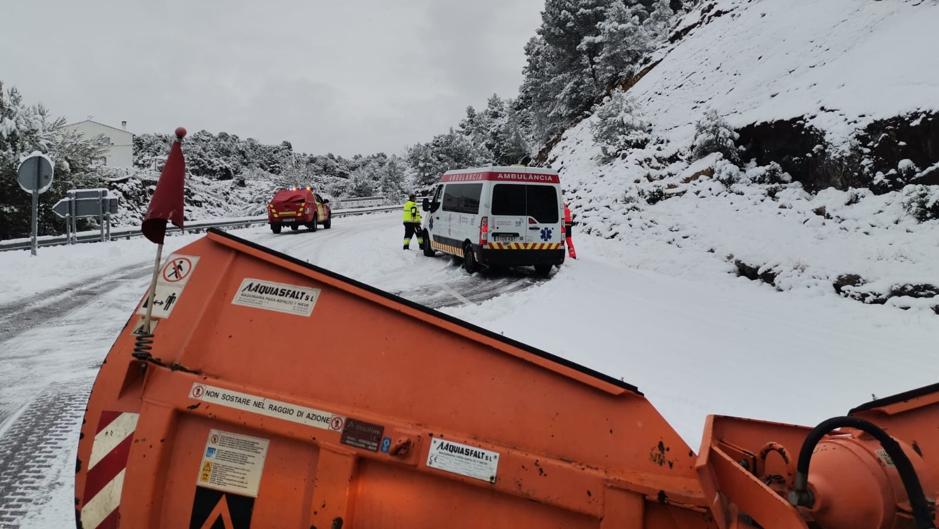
left=788, top=416, right=935, bottom=529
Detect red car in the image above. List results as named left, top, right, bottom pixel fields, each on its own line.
left=267, top=187, right=332, bottom=233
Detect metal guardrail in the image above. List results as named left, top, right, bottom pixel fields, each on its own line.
left=0, top=205, right=400, bottom=253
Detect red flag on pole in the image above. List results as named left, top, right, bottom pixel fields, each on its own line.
left=142, top=127, right=187, bottom=244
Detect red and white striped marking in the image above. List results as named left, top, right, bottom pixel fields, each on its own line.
left=81, top=411, right=138, bottom=529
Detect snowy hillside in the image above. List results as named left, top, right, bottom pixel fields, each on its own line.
left=549, top=0, right=939, bottom=315
left=640, top=0, right=939, bottom=147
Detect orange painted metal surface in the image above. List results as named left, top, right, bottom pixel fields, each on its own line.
left=74, top=229, right=938, bottom=529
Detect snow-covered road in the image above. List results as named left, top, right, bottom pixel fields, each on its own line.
left=0, top=210, right=937, bottom=528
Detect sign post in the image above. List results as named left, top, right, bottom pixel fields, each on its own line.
left=52, top=189, right=119, bottom=243
left=16, top=153, right=55, bottom=256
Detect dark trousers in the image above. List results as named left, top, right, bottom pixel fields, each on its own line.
left=403, top=222, right=423, bottom=248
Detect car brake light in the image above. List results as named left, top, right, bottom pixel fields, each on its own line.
left=479, top=216, right=489, bottom=246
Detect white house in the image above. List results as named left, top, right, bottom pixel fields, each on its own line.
left=61, top=119, right=134, bottom=169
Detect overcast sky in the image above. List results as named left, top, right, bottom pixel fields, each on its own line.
left=0, top=0, right=544, bottom=156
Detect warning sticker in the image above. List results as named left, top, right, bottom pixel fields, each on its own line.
left=136, top=283, right=184, bottom=319
left=136, top=254, right=199, bottom=320
left=340, top=419, right=384, bottom=452
left=231, top=278, right=320, bottom=317
left=131, top=317, right=158, bottom=336
left=426, top=438, right=500, bottom=483
left=189, top=486, right=255, bottom=529
left=161, top=255, right=199, bottom=285
left=196, top=429, right=269, bottom=497
left=190, top=383, right=345, bottom=433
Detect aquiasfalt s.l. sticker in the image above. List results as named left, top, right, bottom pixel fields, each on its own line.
left=231, top=278, right=320, bottom=317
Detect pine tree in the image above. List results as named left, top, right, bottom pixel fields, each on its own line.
left=588, top=2, right=652, bottom=90
left=691, top=109, right=740, bottom=162
left=496, top=104, right=531, bottom=165
left=590, top=91, right=652, bottom=161
left=377, top=155, right=407, bottom=198
left=519, top=0, right=616, bottom=145
left=407, top=130, right=487, bottom=186
left=644, top=0, right=675, bottom=40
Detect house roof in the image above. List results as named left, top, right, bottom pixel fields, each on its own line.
left=62, top=119, right=132, bottom=136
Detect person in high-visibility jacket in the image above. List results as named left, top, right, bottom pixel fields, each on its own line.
left=563, top=202, right=577, bottom=259
left=403, top=193, right=424, bottom=250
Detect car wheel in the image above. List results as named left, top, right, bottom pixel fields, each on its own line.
left=534, top=264, right=552, bottom=276
left=308, top=216, right=318, bottom=232
left=422, top=232, right=434, bottom=257
left=271, top=223, right=281, bottom=234
left=462, top=243, right=478, bottom=273
left=323, top=215, right=331, bottom=229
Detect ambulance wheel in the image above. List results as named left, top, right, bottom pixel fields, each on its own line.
left=422, top=233, right=434, bottom=257
left=323, top=216, right=331, bottom=229
left=534, top=264, right=552, bottom=276
left=271, top=224, right=282, bottom=234
left=307, top=216, right=318, bottom=232
left=462, top=243, right=478, bottom=273
left=290, top=224, right=299, bottom=231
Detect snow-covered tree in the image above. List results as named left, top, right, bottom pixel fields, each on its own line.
left=691, top=109, right=740, bottom=162
left=644, top=0, right=676, bottom=40
left=590, top=91, right=652, bottom=161
left=407, top=130, right=487, bottom=186
left=348, top=166, right=375, bottom=197
left=586, top=2, right=652, bottom=90
left=0, top=80, right=108, bottom=239
left=376, top=155, right=408, bottom=198
left=519, top=0, right=614, bottom=145
left=496, top=105, right=531, bottom=165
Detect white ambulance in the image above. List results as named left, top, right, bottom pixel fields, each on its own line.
left=420, top=166, right=566, bottom=274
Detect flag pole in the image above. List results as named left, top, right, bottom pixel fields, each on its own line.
left=139, top=126, right=187, bottom=339
left=142, top=241, right=164, bottom=334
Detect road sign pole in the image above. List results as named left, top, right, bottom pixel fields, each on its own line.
left=30, top=162, right=40, bottom=256
left=67, top=193, right=74, bottom=244
left=99, top=190, right=105, bottom=243
left=70, top=193, right=77, bottom=242
left=31, top=190, right=38, bottom=256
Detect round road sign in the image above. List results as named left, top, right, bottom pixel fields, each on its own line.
left=17, top=153, right=55, bottom=194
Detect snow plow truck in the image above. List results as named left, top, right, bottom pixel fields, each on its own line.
left=75, top=228, right=938, bottom=529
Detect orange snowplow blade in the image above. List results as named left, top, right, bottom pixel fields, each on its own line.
left=74, top=228, right=938, bottom=529
left=75, top=228, right=707, bottom=529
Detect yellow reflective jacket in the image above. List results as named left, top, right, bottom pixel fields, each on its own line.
left=403, top=200, right=421, bottom=223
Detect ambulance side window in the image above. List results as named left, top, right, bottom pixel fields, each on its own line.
left=442, top=184, right=483, bottom=214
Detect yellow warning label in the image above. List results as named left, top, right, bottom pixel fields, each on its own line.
left=197, top=429, right=269, bottom=498
left=200, top=461, right=213, bottom=482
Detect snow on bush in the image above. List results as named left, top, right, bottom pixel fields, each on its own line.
left=691, top=109, right=740, bottom=162
left=713, top=158, right=742, bottom=185
left=590, top=91, right=652, bottom=162
left=901, top=184, right=939, bottom=222
left=744, top=161, right=792, bottom=185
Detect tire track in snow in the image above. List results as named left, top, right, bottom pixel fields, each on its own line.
left=0, top=263, right=150, bottom=345
left=0, top=382, right=88, bottom=529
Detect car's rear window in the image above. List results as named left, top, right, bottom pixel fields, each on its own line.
left=272, top=190, right=308, bottom=204
left=491, top=184, right=559, bottom=223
